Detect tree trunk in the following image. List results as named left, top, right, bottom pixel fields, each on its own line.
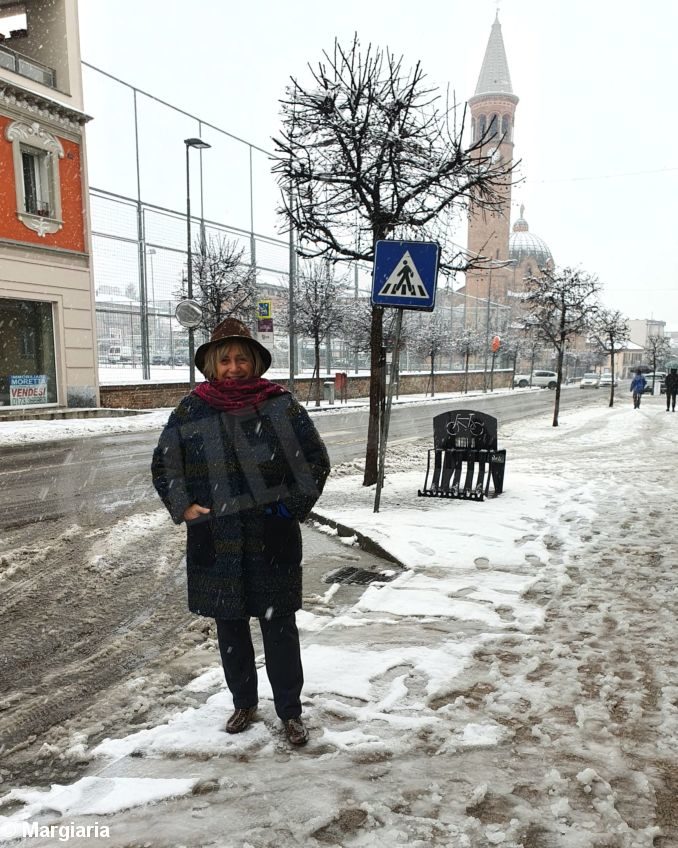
left=430, top=353, right=435, bottom=397
left=464, top=352, right=469, bottom=393
left=314, top=333, right=321, bottom=407
left=363, top=305, right=384, bottom=486
left=553, top=341, right=565, bottom=426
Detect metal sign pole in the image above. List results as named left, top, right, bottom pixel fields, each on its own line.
left=374, top=308, right=403, bottom=513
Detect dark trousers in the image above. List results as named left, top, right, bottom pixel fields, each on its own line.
left=633, top=392, right=642, bottom=409
left=215, top=614, right=303, bottom=720
left=667, top=391, right=677, bottom=411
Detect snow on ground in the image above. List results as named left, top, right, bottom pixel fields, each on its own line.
left=0, top=410, right=173, bottom=445
left=0, top=400, right=675, bottom=847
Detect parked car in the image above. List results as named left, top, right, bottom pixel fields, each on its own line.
left=642, top=372, right=666, bottom=394
left=513, top=370, right=558, bottom=389
left=151, top=353, right=172, bottom=366
left=598, top=373, right=618, bottom=388
left=580, top=373, right=600, bottom=389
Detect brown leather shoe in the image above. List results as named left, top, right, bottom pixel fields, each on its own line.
left=282, top=717, right=309, bottom=746
left=226, top=706, right=257, bottom=734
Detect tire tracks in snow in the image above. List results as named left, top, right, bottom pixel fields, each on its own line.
left=0, top=509, right=195, bottom=780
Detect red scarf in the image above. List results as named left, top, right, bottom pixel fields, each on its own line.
left=192, top=377, right=289, bottom=413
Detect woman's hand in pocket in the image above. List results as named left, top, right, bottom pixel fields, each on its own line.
left=183, top=503, right=211, bottom=522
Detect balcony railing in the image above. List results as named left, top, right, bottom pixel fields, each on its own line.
left=0, top=43, right=56, bottom=89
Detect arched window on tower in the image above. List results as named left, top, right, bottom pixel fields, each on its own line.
left=478, top=114, right=486, bottom=140
left=502, top=114, right=511, bottom=140
left=488, top=113, right=499, bottom=138
left=471, top=118, right=476, bottom=141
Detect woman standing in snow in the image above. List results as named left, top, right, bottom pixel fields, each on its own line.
left=152, top=318, right=330, bottom=745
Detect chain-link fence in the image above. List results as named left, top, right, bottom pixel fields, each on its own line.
left=85, top=62, right=514, bottom=380
left=90, top=186, right=294, bottom=371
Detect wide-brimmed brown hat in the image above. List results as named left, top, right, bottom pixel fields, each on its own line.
left=195, top=318, right=272, bottom=375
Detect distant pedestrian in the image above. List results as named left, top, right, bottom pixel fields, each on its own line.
left=152, top=318, right=330, bottom=746
left=665, top=367, right=678, bottom=412
left=630, top=370, right=647, bottom=409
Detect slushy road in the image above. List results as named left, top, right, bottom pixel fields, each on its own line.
left=0, top=388, right=605, bottom=530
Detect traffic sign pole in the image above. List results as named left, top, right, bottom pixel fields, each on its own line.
left=374, top=308, right=403, bottom=513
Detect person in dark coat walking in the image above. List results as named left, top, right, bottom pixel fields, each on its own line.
left=630, top=370, right=647, bottom=409
left=665, top=368, right=678, bottom=412
left=152, top=319, right=330, bottom=745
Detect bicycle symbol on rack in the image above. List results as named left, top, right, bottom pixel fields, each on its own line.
left=445, top=412, right=487, bottom=439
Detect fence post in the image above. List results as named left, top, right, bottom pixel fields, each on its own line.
left=133, top=90, right=150, bottom=379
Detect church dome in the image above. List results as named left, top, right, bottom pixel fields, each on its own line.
left=509, top=206, right=553, bottom=268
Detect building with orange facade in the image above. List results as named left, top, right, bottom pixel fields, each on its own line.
left=0, top=0, right=96, bottom=410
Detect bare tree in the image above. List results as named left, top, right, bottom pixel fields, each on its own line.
left=341, top=300, right=413, bottom=399
left=645, top=333, right=671, bottom=393
left=411, top=311, right=450, bottom=397
left=341, top=299, right=408, bottom=357
left=510, top=318, right=546, bottom=386
left=274, top=35, right=517, bottom=485
left=451, top=329, right=484, bottom=394
left=279, top=260, right=346, bottom=406
left=339, top=298, right=372, bottom=359
left=179, top=234, right=258, bottom=333
left=492, top=327, right=527, bottom=390
left=589, top=308, right=629, bottom=407
left=523, top=266, right=601, bottom=426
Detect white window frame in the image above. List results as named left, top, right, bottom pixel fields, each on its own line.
left=5, top=120, right=64, bottom=237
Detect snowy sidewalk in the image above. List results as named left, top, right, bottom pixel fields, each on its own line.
left=1, top=401, right=676, bottom=847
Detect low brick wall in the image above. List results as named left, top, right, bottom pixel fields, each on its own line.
left=99, top=370, right=512, bottom=409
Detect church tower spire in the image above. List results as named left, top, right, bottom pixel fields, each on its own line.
left=465, top=14, right=519, bottom=305
left=474, top=11, right=514, bottom=96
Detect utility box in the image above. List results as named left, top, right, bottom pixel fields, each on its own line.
left=323, top=381, right=335, bottom=404
left=335, top=372, right=348, bottom=403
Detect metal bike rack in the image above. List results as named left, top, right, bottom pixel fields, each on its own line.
left=418, top=410, right=506, bottom=502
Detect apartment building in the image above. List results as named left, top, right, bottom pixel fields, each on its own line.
left=0, top=0, right=96, bottom=409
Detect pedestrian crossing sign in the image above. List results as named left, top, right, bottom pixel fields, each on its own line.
left=371, top=240, right=440, bottom=310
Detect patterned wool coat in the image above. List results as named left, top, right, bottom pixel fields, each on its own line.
left=151, top=391, right=330, bottom=620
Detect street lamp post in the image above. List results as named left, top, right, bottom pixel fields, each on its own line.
left=184, top=137, right=211, bottom=388
left=483, top=265, right=493, bottom=392
left=147, top=247, right=157, bottom=356
left=147, top=247, right=156, bottom=308
left=482, top=259, right=514, bottom=392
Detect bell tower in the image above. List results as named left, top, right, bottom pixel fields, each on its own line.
left=465, top=13, right=518, bottom=305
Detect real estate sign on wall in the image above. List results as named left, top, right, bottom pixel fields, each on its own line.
left=10, top=374, right=48, bottom=405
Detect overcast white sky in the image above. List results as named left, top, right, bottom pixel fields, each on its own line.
left=78, top=0, right=678, bottom=329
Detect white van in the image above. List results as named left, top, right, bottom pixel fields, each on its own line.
left=108, top=344, right=132, bottom=364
